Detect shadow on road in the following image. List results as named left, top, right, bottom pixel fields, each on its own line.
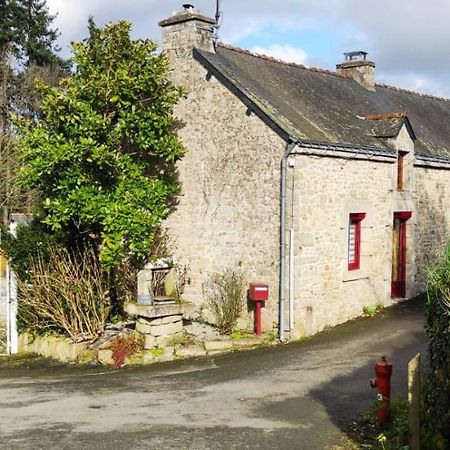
left=309, top=295, right=427, bottom=430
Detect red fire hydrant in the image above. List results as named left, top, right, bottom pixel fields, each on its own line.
left=370, top=355, right=393, bottom=424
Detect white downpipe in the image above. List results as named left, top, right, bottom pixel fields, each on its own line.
left=289, top=228, right=294, bottom=331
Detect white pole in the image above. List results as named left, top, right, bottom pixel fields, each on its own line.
left=289, top=228, right=295, bottom=331
left=7, top=219, right=18, bottom=354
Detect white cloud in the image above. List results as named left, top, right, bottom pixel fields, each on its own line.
left=41, top=0, right=450, bottom=97
left=250, top=44, right=308, bottom=65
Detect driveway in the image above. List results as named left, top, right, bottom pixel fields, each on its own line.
left=0, top=297, right=426, bottom=449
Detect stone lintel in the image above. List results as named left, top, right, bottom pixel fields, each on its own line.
left=125, top=302, right=184, bottom=319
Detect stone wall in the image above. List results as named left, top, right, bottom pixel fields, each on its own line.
left=161, top=13, right=286, bottom=331
left=287, top=154, right=397, bottom=335
left=414, top=166, right=450, bottom=288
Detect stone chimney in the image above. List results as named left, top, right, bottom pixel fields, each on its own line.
left=159, top=4, right=216, bottom=63
left=336, top=51, right=375, bottom=91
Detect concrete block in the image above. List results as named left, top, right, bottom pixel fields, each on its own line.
left=98, top=349, right=114, bottom=365
left=232, top=337, right=261, bottom=348
left=55, top=340, right=75, bottom=362
left=151, top=320, right=183, bottom=337
left=161, top=314, right=183, bottom=324
left=125, top=303, right=183, bottom=319
left=175, top=345, right=207, bottom=358
left=136, top=319, right=156, bottom=334
left=156, top=334, right=178, bottom=348
left=204, top=339, right=233, bottom=353
left=144, top=334, right=157, bottom=350
left=159, top=347, right=175, bottom=362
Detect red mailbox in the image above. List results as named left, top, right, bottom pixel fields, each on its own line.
left=249, top=283, right=269, bottom=302
left=249, top=283, right=268, bottom=336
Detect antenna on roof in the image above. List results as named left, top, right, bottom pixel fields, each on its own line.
left=213, top=0, right=222, bottom=46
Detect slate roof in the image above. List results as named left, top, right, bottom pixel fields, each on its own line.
left=195, top=44, right=450, bottom=160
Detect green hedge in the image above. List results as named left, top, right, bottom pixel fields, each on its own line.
left=425, top=245, right=450, bottom=447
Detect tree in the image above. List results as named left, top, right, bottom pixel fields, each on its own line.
left=0, top=0, right=64, bottom=223
left=16, top=20, right=185, bottom=270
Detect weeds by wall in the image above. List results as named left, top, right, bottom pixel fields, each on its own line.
left=203, top=268, right=245, bottom=334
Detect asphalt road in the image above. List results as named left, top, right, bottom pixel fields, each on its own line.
left=0, top=297, right=427, bottom=450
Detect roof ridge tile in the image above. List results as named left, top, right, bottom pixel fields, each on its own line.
left=217, top=42, right=350, bottom=80
left=217, top=43, right=450, bottom=103
left=375, top=83, right=449, bottom=103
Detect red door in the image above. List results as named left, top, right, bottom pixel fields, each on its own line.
left=391, top=212, right=412, bottom=298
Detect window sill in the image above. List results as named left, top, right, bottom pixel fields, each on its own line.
left=342, top=269, right=368, bottom=282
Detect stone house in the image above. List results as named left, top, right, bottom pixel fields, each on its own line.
left=159, top=5, right=450, bottom=339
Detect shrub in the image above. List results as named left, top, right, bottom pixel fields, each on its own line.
left=0, top=219, right=60, bottom=282
left=17, top=247, right=111, bottom=341
left=108, top=333, right=143, bottom=369
left=203, top=268, right=245, bottom=334
left=425, top=245, right=450, bottom=447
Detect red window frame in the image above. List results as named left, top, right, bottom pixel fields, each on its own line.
left=348, top=213, right=366, bottom=271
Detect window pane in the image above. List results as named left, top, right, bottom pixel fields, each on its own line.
left=348, top=221, right=356, bottom=264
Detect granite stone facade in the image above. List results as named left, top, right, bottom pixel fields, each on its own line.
left=158, top=6, right=450, bottom=337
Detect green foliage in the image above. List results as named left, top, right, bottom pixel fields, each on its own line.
left=362, top=303, right=385, bottom=317
left=149, top=348, right=164, bottom=358
left=424, top=245, right=450, bottom=447
left=204, top=268, right=245, bottom=335
left=230, top=330, right=252, bottom=340
left=346, top=398, right=409, bottom=449
left=1, top=1, right=67, bottom=216
left=0, top=219, right=60, bottom=281
left=16, top=20, right=184, bottom=270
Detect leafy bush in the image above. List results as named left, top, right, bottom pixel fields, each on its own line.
left=425, top=245, right=450, bottom=447
left=15, top=20, right=184, bottom=272
left=203, top=268, right=245, bottom=334
left=17, top=247, right=111, bottom=341
left=0, top=219, right=60, bottom=281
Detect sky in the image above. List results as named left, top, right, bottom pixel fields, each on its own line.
left=46, top=0, right=450, bottom=98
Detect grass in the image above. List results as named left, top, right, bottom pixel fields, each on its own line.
left=230, top=330, right=253, bottom=340
left=0, top=353, right=63, bottom=369
left=345, top=398, right=409, bottom=449
left=149, top=348, right=164, bottom=358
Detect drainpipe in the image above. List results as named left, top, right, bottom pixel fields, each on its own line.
left=279, top=140, right=296, bottom=341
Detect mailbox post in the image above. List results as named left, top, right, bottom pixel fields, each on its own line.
left=249, top=283, right=269, bottom=336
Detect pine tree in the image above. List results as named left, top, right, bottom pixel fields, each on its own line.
left=0, top=0, right=65, bottom=223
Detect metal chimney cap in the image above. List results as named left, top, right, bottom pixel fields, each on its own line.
left=344, top=51, right=368, bottom=61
